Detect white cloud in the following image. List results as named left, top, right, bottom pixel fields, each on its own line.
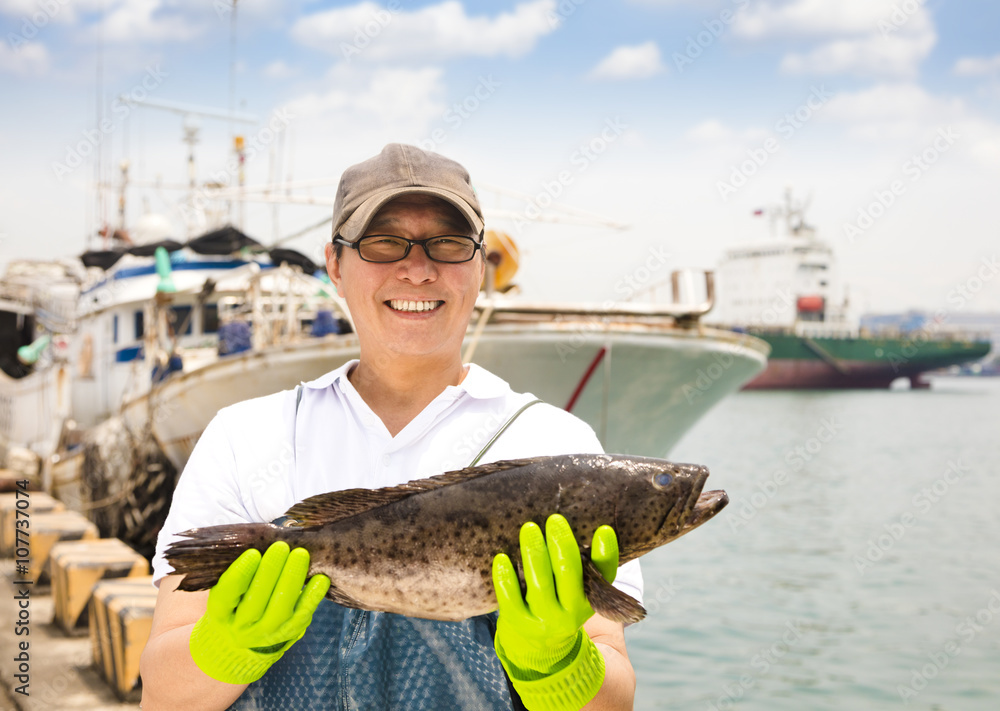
left=90, top=0, right=205, bottom=43
left=779, top=30, right=935, bottom=79
left=263, top=60, right=297, bottom=80
left=686, top=119, right=735, bottom=143
left=820, top=83, right=1000, bottom=167
left=731, top=0, right=936, bottom=79
left=286, top=66, right=446, bottom=136
left=291, top=0, right=558, bottom=62
left=823, top=84, right=964, bottom=127
left=954, top=54, right=1000, bottom=77
left=589, top=42, right=666, bottom=81
left=731, top=0, right=931, bottom=40
left=682, top=118, right=772, bottom=150
left=0, top=40, right=48, bottom=76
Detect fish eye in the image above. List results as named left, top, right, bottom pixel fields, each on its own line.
left=653, top=472, right=673, bottom=488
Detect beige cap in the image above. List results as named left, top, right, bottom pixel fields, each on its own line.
left=332, top=143, right=485, bottom=242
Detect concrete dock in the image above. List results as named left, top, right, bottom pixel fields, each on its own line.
left=0, top=560, right=141, bottom=711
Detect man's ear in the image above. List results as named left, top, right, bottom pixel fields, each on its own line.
left=325, top=242, right=343, bottom=295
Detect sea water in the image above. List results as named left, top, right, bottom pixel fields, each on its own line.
left=628, top=376, right=1000, bottom=711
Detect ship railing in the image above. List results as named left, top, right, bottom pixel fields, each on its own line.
left=231, top=264, right=353, bottom=350
left=859, top=325, right=994, bottom=344
left=474, top=269, right=715, bottom=323
left=463, top=270, right=714, bottom=363
left=138, top=262, right=351, bottom=384
left=794, top=324, right=859, bottom=339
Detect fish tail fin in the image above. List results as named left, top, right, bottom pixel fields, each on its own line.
left=583, top=559, right=646, bottom=625
left=165, top=523, right=291, bottom=592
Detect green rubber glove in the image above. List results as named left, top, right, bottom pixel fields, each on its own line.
left=492, top=514, right=619, bottom=711
left=189, top=541, right=331, bottom=685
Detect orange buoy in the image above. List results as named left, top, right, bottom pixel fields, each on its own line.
left=482, top=230, right=520, bottom=293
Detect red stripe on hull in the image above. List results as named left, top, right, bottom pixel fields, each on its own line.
left=745, top=359, right=926, bottom=389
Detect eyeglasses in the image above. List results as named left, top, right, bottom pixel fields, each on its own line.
left=334, top=235, right=483, bottom=263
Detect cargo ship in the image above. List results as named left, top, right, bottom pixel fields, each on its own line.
left=708, top=191, right=992, bottom=389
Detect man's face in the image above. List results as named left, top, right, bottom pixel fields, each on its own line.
left=325, top=194, right=485, bottom=363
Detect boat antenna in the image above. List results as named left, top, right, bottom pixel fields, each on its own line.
left=228, top=0, right=241, bottom=227
left=91, top=1, right=105, bottom=250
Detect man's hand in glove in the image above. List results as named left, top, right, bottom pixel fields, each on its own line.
left=492, top=514, right=623, bottom=711
left=189, top=541, right=330, bottom=685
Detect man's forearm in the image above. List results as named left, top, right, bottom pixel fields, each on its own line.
left=582, top=642, right=636, bottom=710
left=139, top=623, right=249, bottom=710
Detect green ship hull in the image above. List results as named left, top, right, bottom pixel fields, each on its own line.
left=742, top=330, right=992, bottom=389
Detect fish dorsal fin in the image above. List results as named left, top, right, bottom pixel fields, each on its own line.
left=284, top=457, right=541, bottom=527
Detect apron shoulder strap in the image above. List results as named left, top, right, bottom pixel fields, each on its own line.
left=468, top=398, right=544, bottom=467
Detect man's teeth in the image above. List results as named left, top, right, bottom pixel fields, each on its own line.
left=389, top=299, right=442, bottom=312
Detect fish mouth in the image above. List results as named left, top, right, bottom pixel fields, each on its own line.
left=684, top=489, right=729, bottom=532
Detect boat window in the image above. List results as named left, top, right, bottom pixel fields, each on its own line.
left=135, top=310, right=144, bottom=340
left=113, top=314, right=119, bottom=344
left=202, top=303, right=220, bottom=334
left=169, top=305, right=193, bottom=336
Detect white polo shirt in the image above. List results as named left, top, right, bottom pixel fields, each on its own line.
left=152, top=360, right=643, bottom=603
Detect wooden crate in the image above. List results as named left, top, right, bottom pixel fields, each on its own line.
left=26, top=510, right=99, bottom=584
left=0, top=491, right=65, bottom=556
left=50, top=538, right=149, bottom=634
left=89, top=576, right=158, bottom=702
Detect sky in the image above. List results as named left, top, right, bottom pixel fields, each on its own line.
left=2, top=0, right=1000, bottom=316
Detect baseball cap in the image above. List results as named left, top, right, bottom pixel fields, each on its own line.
left=332, top=143, right=485, bottom=243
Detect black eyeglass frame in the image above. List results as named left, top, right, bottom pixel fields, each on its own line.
left=333, top=234, right=484, bottom=264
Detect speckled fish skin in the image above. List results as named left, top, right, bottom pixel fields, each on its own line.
left=165, top=453, right=728, bottom=622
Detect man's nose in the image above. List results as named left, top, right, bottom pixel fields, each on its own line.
left=396, top=243, right=437, bottom=280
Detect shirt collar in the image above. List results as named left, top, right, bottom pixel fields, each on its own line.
left=302, top=360, right=509, bottom=401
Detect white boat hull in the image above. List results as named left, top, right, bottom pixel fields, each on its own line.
left=0, top=365, right=71, bottom=463
left=122, top=324, right=767, bottom=469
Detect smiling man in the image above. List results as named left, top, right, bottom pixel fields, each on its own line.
left=140, top=144, right=641, bottom=710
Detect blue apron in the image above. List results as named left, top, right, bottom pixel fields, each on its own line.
left=230, top=607, right=516, bottom=710
left=228, top=395, right=543, bottom=710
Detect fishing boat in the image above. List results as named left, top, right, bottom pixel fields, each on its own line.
left=0, top=259, right=80, bottom=475
left=708, top=191, right=991, bottom=389
left=143, top=282, right=768, bottom=468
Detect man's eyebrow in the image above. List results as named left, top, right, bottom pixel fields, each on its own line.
left=366, top=214, right=472, bottom=234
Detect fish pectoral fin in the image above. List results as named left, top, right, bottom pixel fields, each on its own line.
left=283, top=458, right=540, bottom=526
left=324, top=582, right=367, bottom=610
left=582, top=558, right=646, bottom=625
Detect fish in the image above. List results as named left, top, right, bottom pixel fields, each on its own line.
left=164, top=453, right=728, bottom=624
